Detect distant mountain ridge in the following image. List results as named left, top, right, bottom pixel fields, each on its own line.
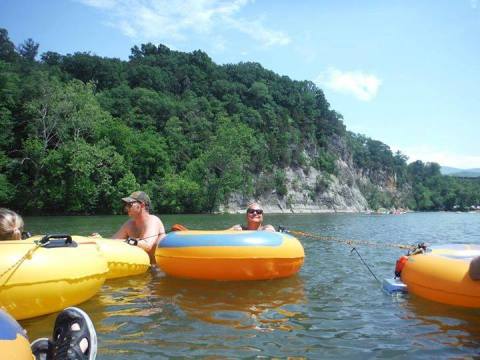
left=441, top=167, right=480, bottom=178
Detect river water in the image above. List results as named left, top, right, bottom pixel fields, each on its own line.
left=20, top=212, right=480, bottom=359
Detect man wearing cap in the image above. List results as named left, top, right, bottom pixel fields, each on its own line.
left=112, top=191, right=166, bottom=265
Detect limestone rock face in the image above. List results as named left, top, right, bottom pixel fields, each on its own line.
left=220, top=136, right=408, bottom=214
left=221, top=163, right=369, bottom=213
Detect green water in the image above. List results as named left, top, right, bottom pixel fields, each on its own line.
left=18, top=212, right=480, bottom=358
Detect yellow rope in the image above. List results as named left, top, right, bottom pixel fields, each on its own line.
left=0, top=242, right=43, bottom=286
left=287, top=229, right=413, bottom=250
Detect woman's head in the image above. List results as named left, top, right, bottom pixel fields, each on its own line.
left=0, top=208, right=24, bottom=240
left=246, top=202, right=264, bottom=227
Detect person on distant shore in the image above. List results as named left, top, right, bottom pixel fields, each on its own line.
left=229, top=202, right=275, bottom=232
left=469, top=256, right=480, bottom=280
left=0, top=208, right=25, bottom=240
left=92, top=191, right=165, bottom=265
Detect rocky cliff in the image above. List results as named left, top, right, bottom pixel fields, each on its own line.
left=220, top=136, right=408, bottom=214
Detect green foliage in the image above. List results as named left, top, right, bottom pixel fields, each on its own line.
left=0, top=151, right=14, bottom=203
left=274, top=170, right=288, bottom=197
left=17, top=38, right=39, bottom=62
left=360, top=183, right=393, bottom=210
left=347, top=132, right=397, bottom=172
left=148, top=174, right=203, bottom=213
left=313, top=150, right=336, bottom=173
left=0, top=27, right=477, bottom=214
left=0, top=29, right=18, bottom=62
left=182, top=118, right=255, bottom=211
left=24, top=76, right=109, bottom=149
left=60, top=52, right=126, bottom=90
left=0, top=173, right=14, bottom=203
left=406, top=161, right=480, bottom=211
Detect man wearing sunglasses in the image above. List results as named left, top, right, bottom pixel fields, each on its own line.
left=93, top=191, right=166, bottom=265
left=229, top=202, right=275, bottom=232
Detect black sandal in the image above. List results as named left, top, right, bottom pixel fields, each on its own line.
left=50, top=307, right=97, bottom=360
left=30, top=337, right=51, bottom=360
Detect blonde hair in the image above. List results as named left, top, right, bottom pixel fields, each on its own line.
left=246, top=201, right=262, bottom=210
left=0, top=208, right=24, bottom=240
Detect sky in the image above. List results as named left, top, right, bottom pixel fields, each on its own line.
left=1, top=0, right=479, bottom=169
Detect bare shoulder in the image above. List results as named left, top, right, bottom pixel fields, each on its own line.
left=149, top=214, right=163, bottom=225
left=148, top=214, right=165, bottom=232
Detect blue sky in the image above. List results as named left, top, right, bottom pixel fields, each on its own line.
left=1, top=0, right=479, bottom=168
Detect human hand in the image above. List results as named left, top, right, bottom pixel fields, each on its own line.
left=262, top=225, right=276, bottom=232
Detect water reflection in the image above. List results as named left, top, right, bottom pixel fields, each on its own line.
left=153, top=274, right=305, bottom=331
left=401, top=296, right=480, bottom=353
left=90, top=271, right=306, bottom=331
left=79, top=271, right=306, bottom=357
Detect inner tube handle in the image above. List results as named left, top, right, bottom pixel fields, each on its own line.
left=40, top=234, right=73, bottom=245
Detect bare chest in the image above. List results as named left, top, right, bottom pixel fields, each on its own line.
left=127, top=224, right=147, bottom=239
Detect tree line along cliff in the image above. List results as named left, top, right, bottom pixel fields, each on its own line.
left=0, top=28, right=479, bottom=214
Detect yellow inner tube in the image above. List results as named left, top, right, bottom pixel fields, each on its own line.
left=77, top=238, right=150, bottom=279
left=156, top=230, right=305, bottom=281
left=0, top=238, right=108, bottom=320
left=401, top=244, right=480, bottom=308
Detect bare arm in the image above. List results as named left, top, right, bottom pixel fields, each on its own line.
left=112, top=222, right=130, bottom=239
left=228, top=224, right=242, bottom=231
left=136, top=218, right=166, bottom=253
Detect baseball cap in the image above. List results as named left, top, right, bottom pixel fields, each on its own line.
left=122, top=191, right=151, bottom=208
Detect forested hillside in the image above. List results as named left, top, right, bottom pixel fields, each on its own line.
left=1, top=28, right=479, bottom=214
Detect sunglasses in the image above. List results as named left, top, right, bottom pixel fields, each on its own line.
left=247, top=208, right=263, bottom=215
left=125, top=201, right=141, bottom=208
left=123, top=201, right=141, bottom=214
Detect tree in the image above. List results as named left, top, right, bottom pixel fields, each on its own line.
left=61, top=52, right=125, bottom=90
left=164, top=116, right=191, bottom=171
left=0, top=151, right=14, bottom=204
left=184, top=118, right=255, bottom=211
left=1, top=32, right=476, bottom=215
left=0, top=61, right=20, bottom=150
left=149, top=174, right=204, bottom=213
left=17, top=38, right=39, bottom=62
left=0, top=28, right=17, bottom=62
left=60, top=140, right=136, bottom=214
left=41, top=51, right=63, bottom=66
left=24, top=77, right=109, bottom=150
left=248, top=81, right=271, bottom=107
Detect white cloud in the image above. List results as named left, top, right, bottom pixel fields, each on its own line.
left=211, top=35, right=227, bottom=53
left=78, top=0, right=116, bottom=9
left=226, top=18, right=291, bottom=47
left=77, top=0, right=289, bottom=48
left=315, top=67, right=382, bottom=101
left=393, top=144, right=480, bottom=169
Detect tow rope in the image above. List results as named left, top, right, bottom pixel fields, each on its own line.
left=279, top=227, right=417, bottom=251
left=279, top=227, right=428, bottom=283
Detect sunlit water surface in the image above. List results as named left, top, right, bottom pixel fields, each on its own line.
left=20, top=212, right=480, bottom=359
